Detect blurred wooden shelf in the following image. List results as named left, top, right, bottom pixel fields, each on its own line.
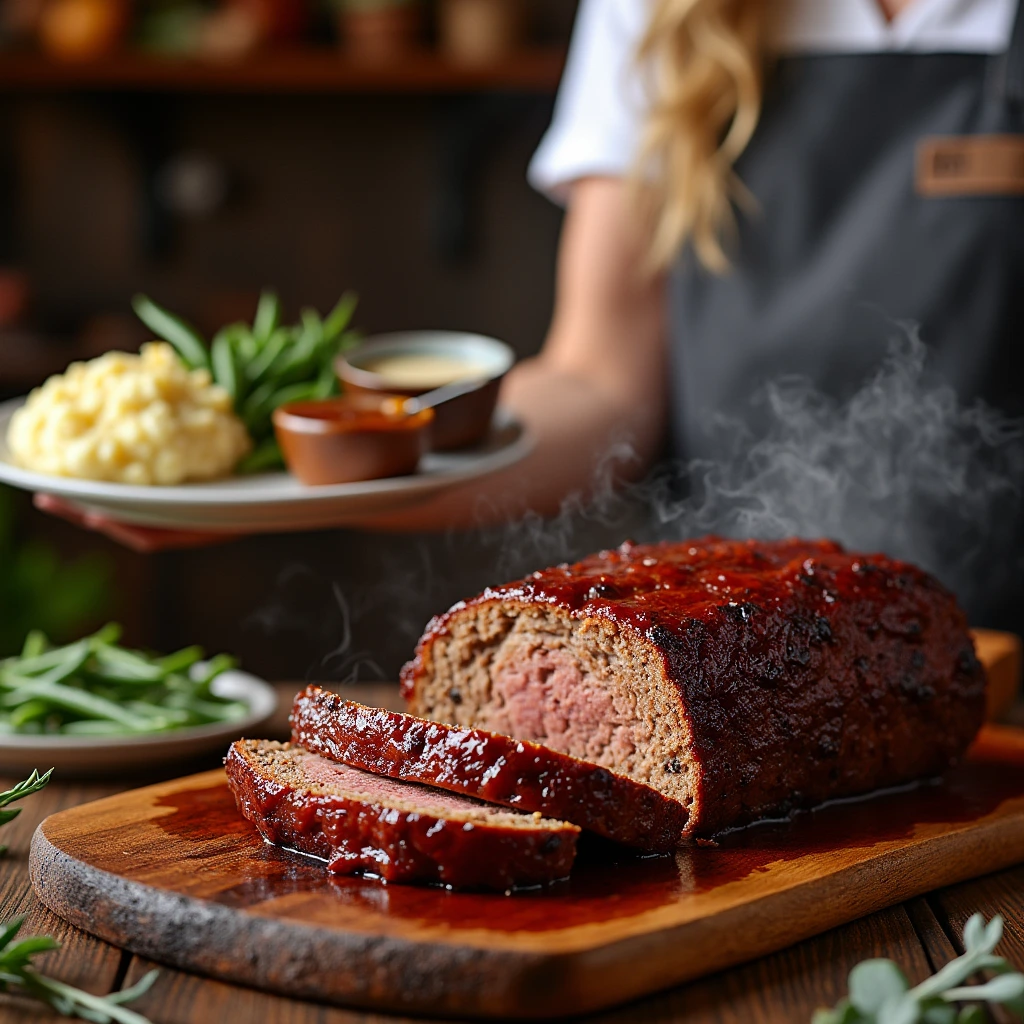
left=0, top=48, right=566, bottom=93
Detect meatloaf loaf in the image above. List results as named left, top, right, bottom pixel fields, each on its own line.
left=226, top=740, right=578, bottom=889
left=400, top=537, right=987, bottom=836
left=290, top=685, right=688, bottom=851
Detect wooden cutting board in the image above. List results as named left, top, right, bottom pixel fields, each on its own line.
left=29, top=724, right=1024, bottom=1019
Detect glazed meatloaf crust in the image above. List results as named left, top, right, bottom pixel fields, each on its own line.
left=291, top=685, right=688, bottom=851
left=400, top=537, right=987, bottom=836
left=226, top=740, right=578, bottom=889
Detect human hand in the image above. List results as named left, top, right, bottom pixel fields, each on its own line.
left=33, top=494, right=239, bottom=553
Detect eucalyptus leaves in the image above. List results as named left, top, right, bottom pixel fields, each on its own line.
left=815, top=914, right=1024, bottom=1024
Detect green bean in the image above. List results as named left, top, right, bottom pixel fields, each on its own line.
left=227, top=326, right=256, bottom=400
left=211, top=330, right=240, bottom=401
left=301, top=308, right=323, bottom=337
left=91, top=644, right=166, bottom=683
left=124, top=701, right=192, bottom=727
left=313, top=361, right=338, bottom=400
left=322, top=292, right=358, bottom=343
left=89, top=623, right=123, bottom=647
left=161, top=692, right=247, bottom=723
left=1, top=626, right=244, bottom=737
left=245, top=327, right=292, bottom=384
left=20, top=632, right=48, bottom=659
left=271, top=319, right=324, bottom=387
left=126, top=290, right=361, bottom=457
left=268, top=348, right=318, bottom=391
left=132, top=295, right=210, bottom=372
left=0, top=680, right=155, bottom=732
left=192, top=653, right=238, bottom=696
left=235, top=438, right=284, bottom=474
left=310, top=331, right=354, bottom=392
left=2, top=642, right=91, bottom=690
left=235, top=327, right=259, bottom=363
left=253, top=290, right=281, bottom=346
left=7, top=700, right=51, bottom=730
left=3, top=638, right=89, bottom=679
left=241, top=380, right=276, bottom=431
left=246, top=381, right=320, bottom=438
left=158, top=646, right=204, bottom=676
left=191, top=698, right=247, bottom=721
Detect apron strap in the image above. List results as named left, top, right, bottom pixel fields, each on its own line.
left=1004, top=0, right=1024, bottom=102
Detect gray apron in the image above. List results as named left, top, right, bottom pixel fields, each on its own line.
left=668, top=2, right=1024, bottom=626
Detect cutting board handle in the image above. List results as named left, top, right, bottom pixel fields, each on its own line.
left=973, top=629, right=1022, bottom=721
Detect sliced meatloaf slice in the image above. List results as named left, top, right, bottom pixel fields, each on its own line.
left=290, top=685, right=688, bottom=851
left=399, top=537, right=987, bottom=836
left=226, top=739, right=578, bottom=889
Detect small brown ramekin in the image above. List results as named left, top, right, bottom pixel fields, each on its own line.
left=273, top=395, right=434, bottom=486
left=335, top=332, right=515, bottom=451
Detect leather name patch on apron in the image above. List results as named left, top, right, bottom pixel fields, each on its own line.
left=917, top=135, right=1024, bottom=196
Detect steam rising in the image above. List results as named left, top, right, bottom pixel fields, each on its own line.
left=245, top=564, right=384, bottom=683
left=652, top=330, right=1024, bottom=602
left=497, top=329, right=1024, bottom=612
left=249, top=330, right=1023, bottom=679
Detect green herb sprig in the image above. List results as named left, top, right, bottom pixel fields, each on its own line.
left=814, top=914, right=1024, bottom=1024
left=0, top=770, right=157, bottom=1020
left=0, top=624, right=245, bottom=737
left=0, top=916, right=157, bottom=1023
left=0, top=768, right=52, bottom=857
left=133, top=290, right=360, bottom=472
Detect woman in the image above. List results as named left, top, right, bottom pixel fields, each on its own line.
left=43, top=0, right=1024, bottom=564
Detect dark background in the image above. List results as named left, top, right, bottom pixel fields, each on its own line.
left=0, top=0, right=595, bottom=681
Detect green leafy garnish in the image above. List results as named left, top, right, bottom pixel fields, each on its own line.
left=814, top=914, right=1024, bottom=1024
left=133, top=290, right=360, bottom=472
left=0, top=768, right=53, bottom=857
left=0, top=916, right=157, bottom=1023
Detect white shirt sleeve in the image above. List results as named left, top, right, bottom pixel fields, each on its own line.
left=528, top=0, right=651, bottom=204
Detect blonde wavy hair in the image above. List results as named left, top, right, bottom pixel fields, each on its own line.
left=634, top=0, right=773, bottom=272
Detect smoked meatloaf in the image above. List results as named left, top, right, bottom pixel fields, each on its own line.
left=400, top=537, right=987, bottom=836
left=291, top=685, right=688, bottom=851
left=226, top=739, right=578, bottom=889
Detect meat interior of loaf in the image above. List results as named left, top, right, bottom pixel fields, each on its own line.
left=408, top=602, right=698, bottom=810
left=293, top=747, right=565, bottom=829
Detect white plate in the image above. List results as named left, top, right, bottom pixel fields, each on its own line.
left=0, top=399, right=532, bottom=531
left=0, top=670, right=277, bottom=776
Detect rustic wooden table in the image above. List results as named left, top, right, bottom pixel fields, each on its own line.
left=2, top=683, right=1023, bottom=1024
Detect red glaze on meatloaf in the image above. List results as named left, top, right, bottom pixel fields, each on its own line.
left=399, top=537, right=987, bottom=836
left=290, top=685, right=688, bottom=851
left=225, top=740, right=578, bottom=889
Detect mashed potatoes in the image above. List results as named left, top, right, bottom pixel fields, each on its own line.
left=7, top=343, right=252, bottom=485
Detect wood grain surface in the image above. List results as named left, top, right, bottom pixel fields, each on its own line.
left=26, top=725, right=1024, bottom=1019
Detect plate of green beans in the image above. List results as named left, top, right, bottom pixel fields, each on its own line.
left=0, top=625, right=276, bottom=774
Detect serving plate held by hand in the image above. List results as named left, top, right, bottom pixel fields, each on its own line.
left=0, top=670, right=277, bottom=776
left=0, top=399, right=532, bottom=532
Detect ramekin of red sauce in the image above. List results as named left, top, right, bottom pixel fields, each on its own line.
left=272, top=395, right=434, bottom=486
